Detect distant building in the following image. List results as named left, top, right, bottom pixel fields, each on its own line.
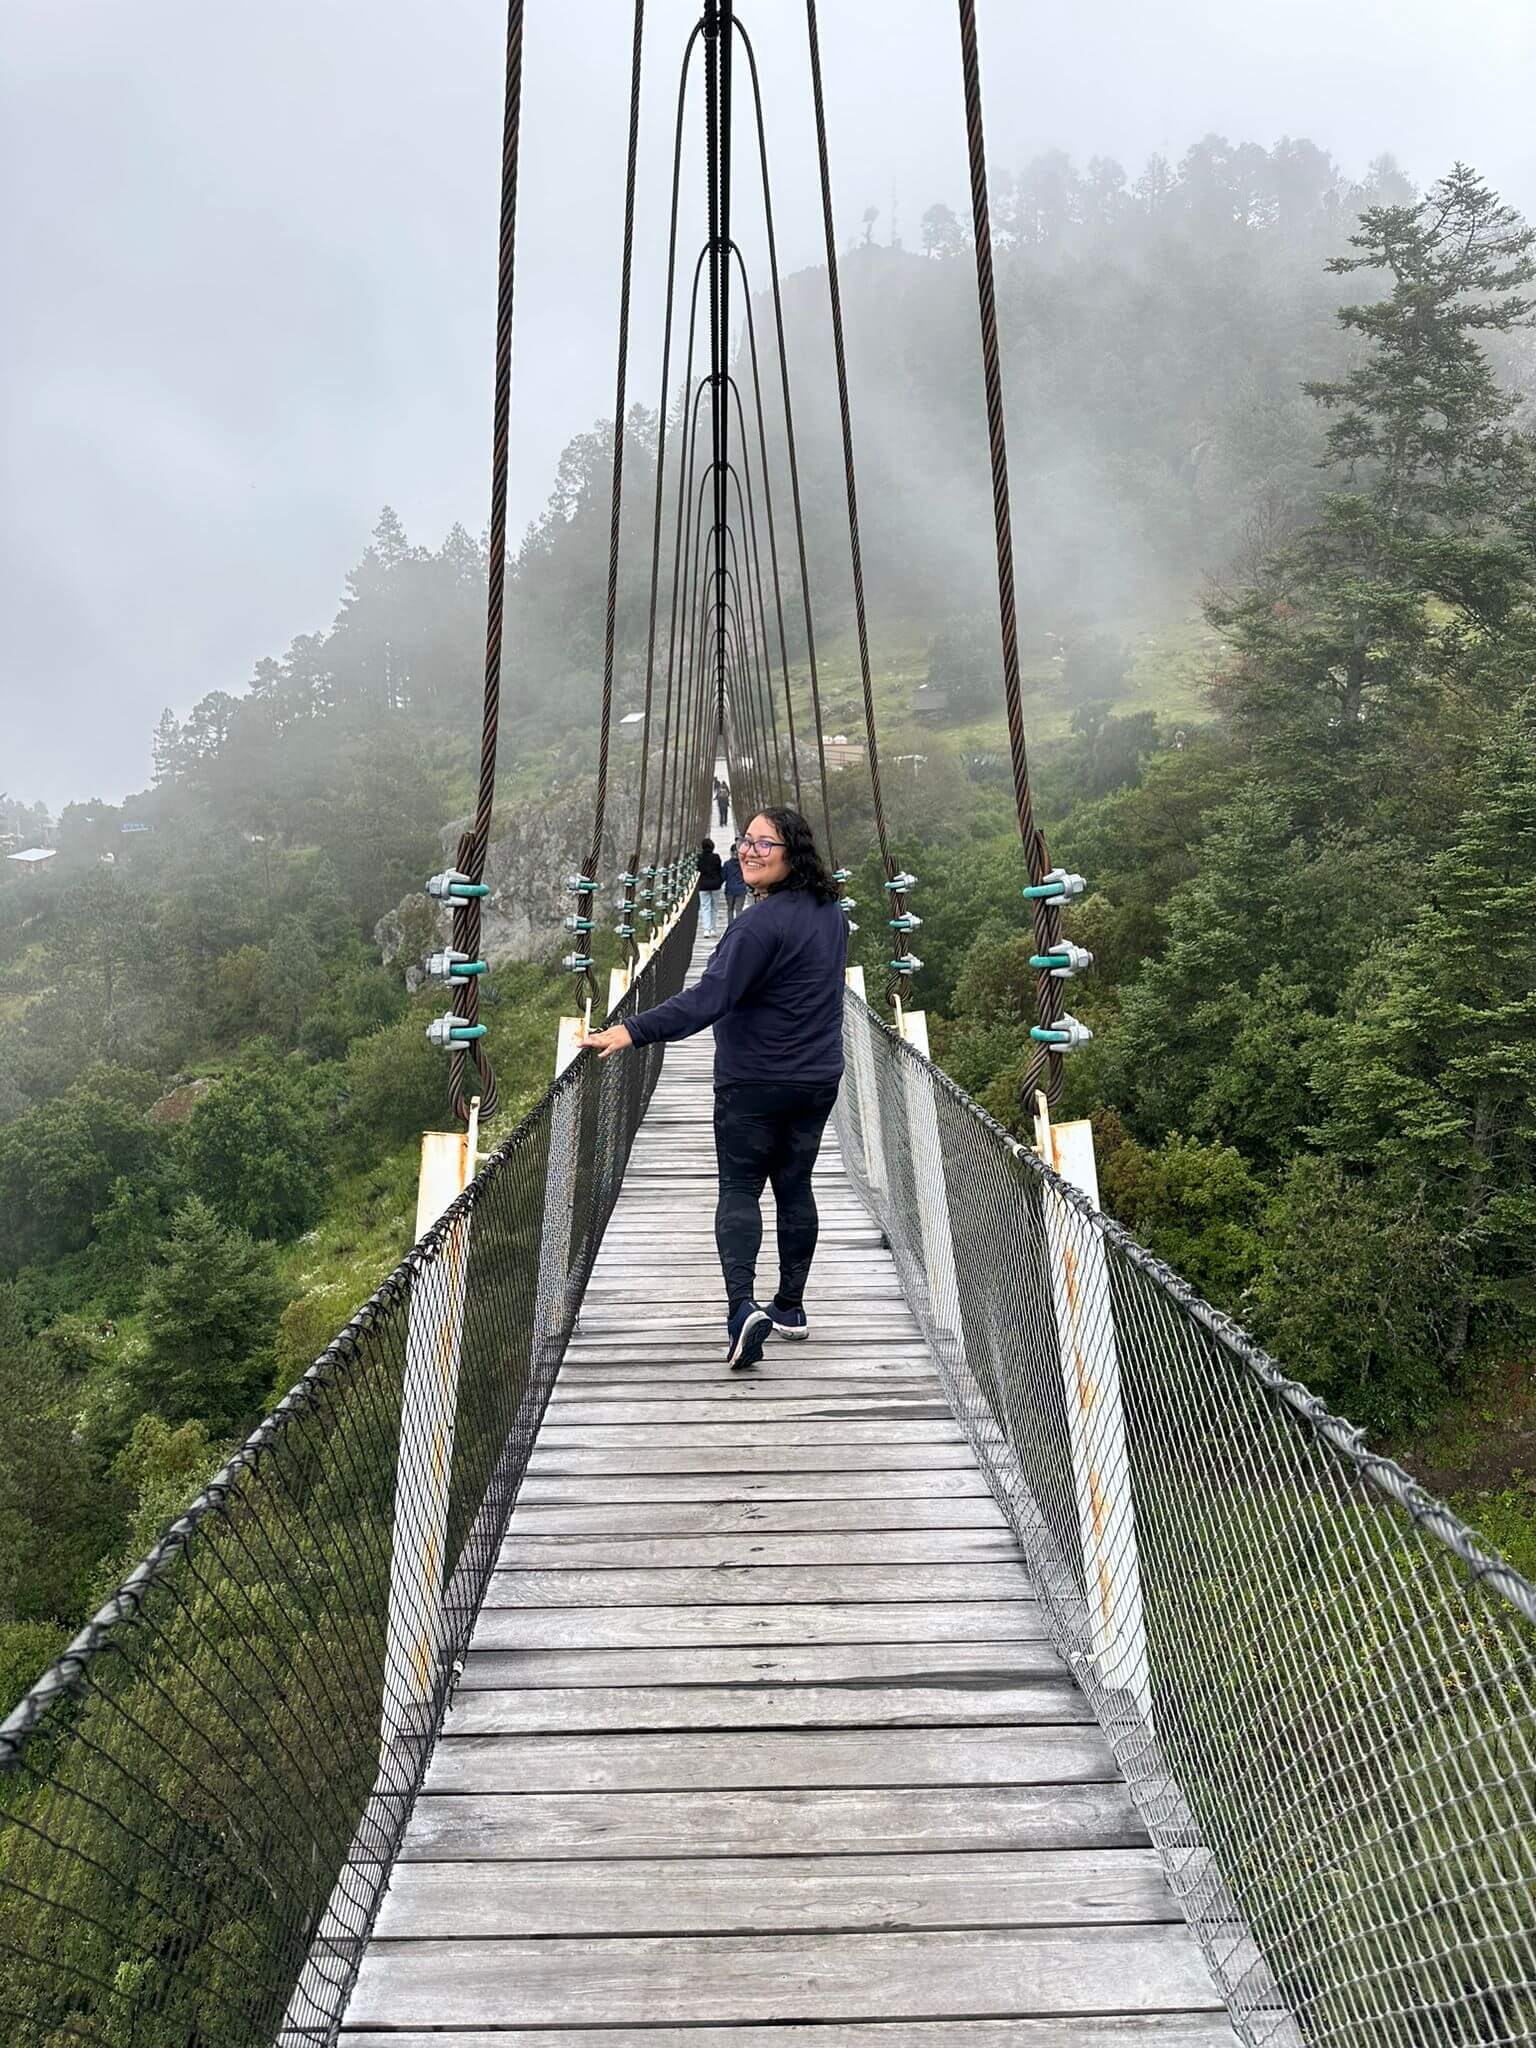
left=6, top=847, right=57, bottom=869
left=911, top=682, right=950, bottom=720
left=822, top=733, right=866, bottom=773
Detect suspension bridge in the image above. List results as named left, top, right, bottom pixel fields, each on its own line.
left=3, top=6, right=1534, bottom=2046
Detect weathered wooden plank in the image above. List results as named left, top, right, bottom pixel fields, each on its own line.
left=398, top=1783, right=1148, bottom=1861
left=504, top=1498, right=1008, bottom=1534
left=496, top=1532, right=1022, bottom=1570
left=515, top=1468, right=996, bottom=1502
left=343, top=1926, right=1225, bottom=2026
left=336, top=931, right=1234, bottom=2046
left=466, top=1600, right=1045, bottom=1652
left=481, top=1564, right=1032, bottom=1608
left=371, top=1846, right=1175, bottom=1939
left=444, top=1676, right=1088, bottom=1735
left=423, top=1724, right=1116, bottom=1793
left=532, top=1423, right=966, bottom=1447
left=523, top=1445, right=981, bottom=1475
left=344, top=2021, right=1242, bottom=2048
left=452, top=1638, right=1054, bottom=1693
left=553, top=1358, right=942, bottom=1382
left=539, top=1397, right=955, bottom=1427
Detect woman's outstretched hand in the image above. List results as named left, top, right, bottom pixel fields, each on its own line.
left=583, top=1023, right=634, bottom=1059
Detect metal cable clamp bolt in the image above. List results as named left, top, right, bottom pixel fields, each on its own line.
left=1030, top=1013, right=1093, bottom=1050
left=427, top=868, right=489, bottom=901
left=884, top=871, right=918, bottom=893
left=888, top=911, right=922, bottom=932
left=425, top=949, right=488, bottom=985
left=1031, top=941, right=1094, bottom=979
left=426, top=1013, right=488, bottom=1048
left=561, top=951, right=595, bottom=973
left=1023, top=867, right=1087, bottom=904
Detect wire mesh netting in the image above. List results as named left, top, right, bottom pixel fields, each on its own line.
left=0, top=894, right=697, bottom=2048
left=836, top=988, right=1536, bottom=2048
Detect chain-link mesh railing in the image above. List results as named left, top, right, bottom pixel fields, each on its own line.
left=836, top=988, right=1536, bottom=2048
left=0, top=893, right=698, bottom=2048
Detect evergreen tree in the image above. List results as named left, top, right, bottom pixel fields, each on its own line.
left=1317, top=697, right=1536, bottom=1371
left=133, top=1197, right=284, bottom=1429
left=1209, top=165, right=1536, bottom=823
left=150, top=708, right=186, bottom=787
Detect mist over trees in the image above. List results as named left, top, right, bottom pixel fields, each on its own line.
left=4, top=140, right=1536, bottom=1716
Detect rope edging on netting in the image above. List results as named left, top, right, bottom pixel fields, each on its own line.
left=845, top=987, right=1536, bottom=1630
left=0, top=925, right=692, bottom=1770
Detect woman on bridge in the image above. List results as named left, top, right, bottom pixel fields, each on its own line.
left=585, top=807, right=847, bottom=1371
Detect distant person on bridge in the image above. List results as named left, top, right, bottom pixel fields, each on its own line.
left=585, top=807, right=847, bottom=1371
left=715, top=778, right=730, bottom=826
left=721, top=844, right=748, bottom=923
left=697, top=836, right=724, bottom=936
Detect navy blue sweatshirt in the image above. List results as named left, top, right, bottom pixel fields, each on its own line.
left=626, top=888, right=848, bottom=1086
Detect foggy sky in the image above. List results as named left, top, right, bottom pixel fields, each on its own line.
left=4, top=0, right=1534, bottom=812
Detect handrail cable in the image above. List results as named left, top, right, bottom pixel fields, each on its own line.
left=955, top=0, right=1065, bottom=1103
left=580, top=0, right=647, bottom=1009
left=447, top=0, right=526, bottom=1123
left=737, top=18, right=836, bottom=860
left=803, top=0, right=910, bottom=988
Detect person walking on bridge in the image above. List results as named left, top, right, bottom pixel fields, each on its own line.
left=721, top=843, right=748, bottom=924
left=697, top=836, right=724, bottom=937
left=585, top=807, right=847, bottom=1371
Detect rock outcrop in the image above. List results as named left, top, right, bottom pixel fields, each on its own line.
left=374, top=779, right=644, bottom=979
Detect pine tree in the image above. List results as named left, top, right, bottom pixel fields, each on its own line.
left=150, top=708, right=185, bottom=787
left=1318, top=697, right=1536, bottom=1371
left=134, top=1197, right=284, bottom=1429
left=1209, top=165, right=1536, bottom=823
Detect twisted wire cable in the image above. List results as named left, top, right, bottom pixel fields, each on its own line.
left=737, top=21, right=833, bottom=858
left=730, top=242, right=802, bottom=810
left=627, top=22, right=701, bottom=964
left=956, top=0, right=1064, bottom=1105
left=448, top=0, right=526, bottom=1122
left=804, top=0, right=908, bottom=996
left=580, top=0, right=647, bottom=1011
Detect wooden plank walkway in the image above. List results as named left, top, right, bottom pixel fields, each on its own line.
left=341, top=927, right=1236, bottom=2045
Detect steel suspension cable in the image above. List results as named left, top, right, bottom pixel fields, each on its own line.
left=448, top=0, right=525, bottom=1125
left=730, top=243, right=802, bottom=810
left=626, top=21, right=701, bottom=963
left=579, top=0, right=646, bottom=1010
left=653, top=349, right=712, bottom=883
left=805, top=0, right=911, bottom=995
left=956, top=0, right=1065, bottom=1104
left=737, top=20, right=834, bottom=861
left=721, top=549, right=770, bottom=792
left=724, top=495, right=782, bottom=798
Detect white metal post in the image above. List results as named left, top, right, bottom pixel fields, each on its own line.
left=530, top=1019, right=584, bottom=1369
left=1034, top=1096, right=1152, bottom=1714
left=381, top=1100, right=477, bottom=1753
left=843, top=965, right=888, bottom=1200
left=896, top=1010, right=965, bottom=1365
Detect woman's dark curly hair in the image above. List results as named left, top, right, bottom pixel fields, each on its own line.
left=750, top=805, right=841, bottom=905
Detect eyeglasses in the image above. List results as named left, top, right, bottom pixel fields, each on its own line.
left=738, top=836, right=784, bottom=855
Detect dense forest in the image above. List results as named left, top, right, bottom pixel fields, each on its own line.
left=3, top=138, right=1535, bottom=1716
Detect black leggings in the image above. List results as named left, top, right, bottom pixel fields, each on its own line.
left=713, top=1080, right=840, bottom=1315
